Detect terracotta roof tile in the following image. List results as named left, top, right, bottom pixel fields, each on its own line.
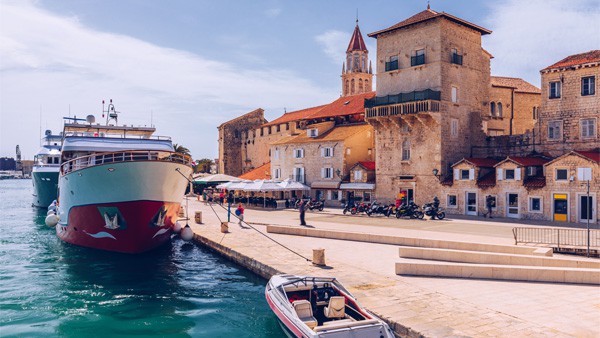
left=491, top=76, right=541, bottom=94
left=523, top=176, right=546, bottom=189
left=262, top=92, right=374, bottom=128
left=368, top=9, right=491, bottom=38
left=496, top=156, right=551, bottom=167
left=477, top=171, right=496, bottom=188
left=542, top=50, right=600, bottom=71
left=218, top=108, right=265, bottom=128
left=347, top=24, right=368, bottom=52
left=238, top=162, right=270, bottom=180
left=272, top=124, right=372, bottom=145
left=309, top=92, right=375, bottom=120
left=574, top=149, right=600, bottom=163
left=359, top=161, right=376, bottom=170
left=262, top=105, right=327, bottom=127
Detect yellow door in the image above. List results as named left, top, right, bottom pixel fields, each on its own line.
left=553, top=194, right=568, bottom=222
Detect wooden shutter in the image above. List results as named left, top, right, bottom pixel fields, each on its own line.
left=515, top=168, right=521, bottom=181
left=453, top=169, right=459, bottom=180
left=469, top=168, right=475, bottom=180
left=497, top=168, right=503, bottom=180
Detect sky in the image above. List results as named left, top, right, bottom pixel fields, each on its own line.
left=1, top=0, right=598, bottom=160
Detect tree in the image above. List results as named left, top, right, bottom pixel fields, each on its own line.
left=173, top=143, right=191, bottom=157
left=195, top=158, right=214, bottom=173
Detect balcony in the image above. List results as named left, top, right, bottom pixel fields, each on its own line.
left=365, top=100, right=441, bottom=118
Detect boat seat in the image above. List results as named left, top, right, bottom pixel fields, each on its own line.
left=323, top=296, right=345, bottom=319
left=292, top=299, right=317, bottom=330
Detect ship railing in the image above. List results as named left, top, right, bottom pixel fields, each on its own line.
left=62, top=131, right=172, bottom=140
left=61, top=150, right=191, bottom=175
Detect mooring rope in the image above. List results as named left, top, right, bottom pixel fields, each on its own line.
left=174, top=169, right=311, bottom=262
left=213, top=202, right=311, bottom=262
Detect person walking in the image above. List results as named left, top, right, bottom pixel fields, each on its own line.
left=235, top=203, right=245, bottom=226
left=299, top=200, right=307, bottom=226
left=219, top=191, right=225, bottom=205
left=485, top=195, right=495, bottom=218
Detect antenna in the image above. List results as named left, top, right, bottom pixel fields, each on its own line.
left=427, top=1, right=430, bottom=10
left=39, top=105, right=42, bottom=147
left=151, top=110, right=154, bottom=127
left=356, top=9, right=358, bottom=24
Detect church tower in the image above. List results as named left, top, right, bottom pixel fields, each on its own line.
left=342, top=20, right=373, bottom=97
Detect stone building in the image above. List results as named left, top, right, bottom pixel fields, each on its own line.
left=342, top=20, right=373, bottom=97
left=270, top=122, right=374, bottom=206
left=342, top=161, right=376, bottom=203
left=487, top=76, right=541, bottom=136
left=539, top=50, right=599, bottom=157
left=217, top=21, right=375, bottom=178
left=217, top=108, right=266, bottom=176
left=365, top=7, right=492, bottom=205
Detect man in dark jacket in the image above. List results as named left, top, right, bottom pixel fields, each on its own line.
left=299, top=200, right=306, bottom=226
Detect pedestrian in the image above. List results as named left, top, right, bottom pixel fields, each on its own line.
left=202, top=190, right=207, bottom=204
left=219, top=191, right=225, bottom=205
left=485, top=195, right=495, bottom=218
left=235, top=203, right=245, bottom=225
left=208, top=191, right=213, bottom=205
left=299, top=200, right=306, bottom=226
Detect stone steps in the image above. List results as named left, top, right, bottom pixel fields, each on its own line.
left=395, top=259, right=600, bottom=285
left=398, top=246, right=600, bottom=269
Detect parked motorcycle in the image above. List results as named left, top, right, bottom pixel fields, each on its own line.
left=422, top=197, right=445, bottom=220
left=307, top=199, right=324, bottom=211
left=396, top=201, right=424, bottom=219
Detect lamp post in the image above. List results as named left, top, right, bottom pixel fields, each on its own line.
left=586, top=179, right=590, bottom=258
left=432, top=168, right=441, bottom=181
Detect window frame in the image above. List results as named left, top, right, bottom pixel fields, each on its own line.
left=505, top=169, right=515, bottom=180
left=411, top=49, right=425, bottom=66
left=555, top=168, right=568, bottom=181
left=460, top=169, right=470, bottom=180
left=451, top=86, right=458, bottom=103
left=401, top=139, right=411, bottom=161
left=385, top=55, right=399, bottom=72
left=549, top=81, right=561, bottom=99
left=580, top=118, right=596, bottom=139
left=451, top=119, right=458, bottom=138
left=581, top=76, right=595, bottom=96
left=447, top=194, right=458, bottom=208
left=528, top=196, right=543, bottom=213
left=548, top=120, right=562, bottom=140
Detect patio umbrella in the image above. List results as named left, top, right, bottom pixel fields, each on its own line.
left=244, top=180, right=283, bottom=207
left=194, top=173, right=239, bottom=184
left=278, top=178, right=310, bottom=191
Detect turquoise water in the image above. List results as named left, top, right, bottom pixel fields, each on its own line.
left=0, top=180, right=283, bottom=337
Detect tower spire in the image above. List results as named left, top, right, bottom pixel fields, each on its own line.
left=427, top=1, right=430, bottom=10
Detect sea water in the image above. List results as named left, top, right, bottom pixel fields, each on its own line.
left=0, top=179, right=283, bottom=337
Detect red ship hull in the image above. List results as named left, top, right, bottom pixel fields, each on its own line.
left=56, top=200, right=180, bottom=254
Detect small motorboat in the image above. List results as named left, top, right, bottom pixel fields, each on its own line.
left=265, top=274, right=395, bottom=338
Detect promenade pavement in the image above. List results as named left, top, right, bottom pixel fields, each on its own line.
left=184, top=198, right=600, bottom=338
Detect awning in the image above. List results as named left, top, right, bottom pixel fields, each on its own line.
left=339, top=183, right=375, bottom=190
left=310, top=181, right=341, bottom=189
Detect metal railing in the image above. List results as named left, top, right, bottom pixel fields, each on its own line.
left=451, top=53, right=463, bottom=65
left=366, top=99, right=441, bottom=118
left=513, top=227, right=600, bottom=249
left=61, top=150, right=191, bottom=175
left=63, top=132, right=171, bottom=140
left=364, top=89, right=441, bottom=109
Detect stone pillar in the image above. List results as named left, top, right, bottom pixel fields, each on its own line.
left=195, top=211, right=202, bottom=224
left=220, top=222, right=229, bottom=233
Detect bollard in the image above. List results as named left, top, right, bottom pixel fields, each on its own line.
left=220, top=221, right=229, bottom=233
left=195, top=211, right=202, bottom=224
left=312, top=248, right=326, bottom=266
left=178, top=206, right=185, bottom=217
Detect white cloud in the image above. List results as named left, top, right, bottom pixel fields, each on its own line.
left=0, top=1, right=334, bottom=159
left=483, top=0, right=600, bottom=87
left=265, top=8, right=282, bottom=18
left=315, top=30, right=349, bottom=64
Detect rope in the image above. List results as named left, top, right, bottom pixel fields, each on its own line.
left=173, top=169, right=311, bottom=262
left=214, top=202, right=312, bottom=262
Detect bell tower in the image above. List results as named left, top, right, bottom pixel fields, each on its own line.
left=342, top=19, right=372, bottom=97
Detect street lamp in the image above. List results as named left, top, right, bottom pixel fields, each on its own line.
left=432, top=168, right=441, bottom=180
left=335, top=169, right=342, bottom=178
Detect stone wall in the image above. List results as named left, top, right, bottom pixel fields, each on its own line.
left=539, top=65, right=599, bottom=156
left=217, top=108, right=265, bottom=176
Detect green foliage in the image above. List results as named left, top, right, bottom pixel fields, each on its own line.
left=195, top=158, right=213, bottom=173
left=173, top=143, right=191, bottom=157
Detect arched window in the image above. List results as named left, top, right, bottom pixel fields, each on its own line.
left=365, top=79, right=369, bottom=91
left=351, top=79, right=355, bottom=95
left=497, top=103, right=503, bottom=117
left=359, top=79, right=364, bottom=93
left=490, top=102, right=496, bottom=117
left=401, top=139, right=411, bottom=161
left=345, top=80, right=349, bottom=96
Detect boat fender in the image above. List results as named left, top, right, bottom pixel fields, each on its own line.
left=48, top=205, right=57, bottom=212
left=45, top=214, right=59, bottom=227
left=181, top=224, right=194, bottom=241
left=172, top=220, right=182, bottom=233
left=47, top=209, right=56, bottom=216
